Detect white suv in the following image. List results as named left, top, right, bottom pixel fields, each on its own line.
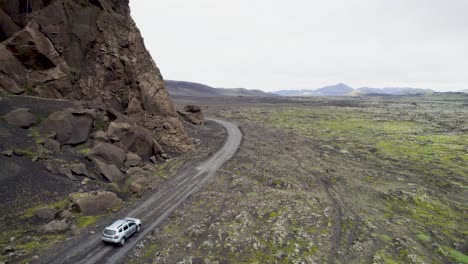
left=101, top=217, right=142, bottom=246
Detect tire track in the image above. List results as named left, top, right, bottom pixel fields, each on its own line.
left=37, top=118, right=242, bottom=264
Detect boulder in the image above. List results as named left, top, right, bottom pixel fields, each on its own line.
left=43, top=138, right=61, bottom=152
left=106, top=122, right=162, bottom=158
left=40, top=108, right=95, bottom=145
left=4, top=108, right=37, bottom=128
left=70, top=163, right=96, bottom=179
left=92, top=130, right=108, bottom=142
left=86, top=142, right=126, bottom=168
left=1, top=150, right=13, bottom=157
left=34, top=208, right=58, bottom=220
left=58, top=167, right=78, bottom=181
left=178, top=105, right=204, bottom=125
left=126, top=168, right=158, bottom=194
left=106, top=121, right=133, bottom=142
left=125, top=152, right=142, bottom=167
left=93, top=159, right=123, bottom=182
left=41, top=219, right=70, bottom=233
left=69, top=191, right=122, bottom=215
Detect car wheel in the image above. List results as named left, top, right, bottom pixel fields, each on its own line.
left=120, top=237, right=126, bottom=246
left=136, top=225, right=141, bottom=233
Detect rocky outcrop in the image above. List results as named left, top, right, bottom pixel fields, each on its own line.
left=86, top=142, right=126, bottom=168
left=69, top=191, right=122, bottom=215
left=106, top=121, right=162, bottom=159
left=0, top=0, right=191, bottom=152
left=178, top=105, right=204, bottom=125
left=41, top=219, right=71, bottom=234
left=40, top=108, right=95, bottom=145
left=4, top=108, right=37, bottom=128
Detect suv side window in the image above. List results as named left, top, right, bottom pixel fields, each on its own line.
left=124, top=224, right=128, bottom=231
left=129, top=223, right=135, bottom=227
left=119, top=228, right=122, bottom=233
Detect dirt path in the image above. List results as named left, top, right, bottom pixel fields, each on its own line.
left=36, top=118, right=242, bottom=264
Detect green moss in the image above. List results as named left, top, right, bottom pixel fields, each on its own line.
left=16, top=234, right=66, bottom=258
left=14, top=147, right=36, bottom=158
left=77, top=147, right=91, bottom=155
left=143, top=244, right=158, bottom=260
left=445, top=248, right=468, bottom=264
left=74, top=214, right=104, bottom=229
left=21, top=198, right=71, bottom=218
left=94, top=119, right=108, bottom=131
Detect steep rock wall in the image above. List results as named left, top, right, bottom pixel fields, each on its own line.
left=0, top=0, right=191, bottom=151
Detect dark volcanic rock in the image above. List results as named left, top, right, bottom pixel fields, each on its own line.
left=4, top=108, right=37, bottom=128
left=107, top=122, right=162, bottom=159
left=178, top=105, right=204, bottom=125
left=43, top=138, right=61, bottom=152
left=86, top=142, right=126, bottom=168
left=69, top=191, right=122, bottom=215
left=93, top=159, right=124, bottom=182
left=0, top=0, right=191, bottom=152
left=40, top=108, right=95, bottom=145
left=34, top=208, right=58, bottom=220
left=41, top=219, right=70, bottom=234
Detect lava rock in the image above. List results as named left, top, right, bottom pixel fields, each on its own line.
left=93, top=159, right=124, bottom=182
left=4, top=108, right=37, bottom=128
left=41, top=219, right=70, bottom=233
left=86, top=142, right=126, bottom=168
left=40, top=108, right=95, bottom=145
left=34, top=208, right=58, bottom=220
left=43, top=138, right=61, bottom=152
left=125, top=152, right=142, bottom=167
left=69, top=191, right=122, bottom=215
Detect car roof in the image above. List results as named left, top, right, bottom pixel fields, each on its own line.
left=106, top=219, right=133, bottom=230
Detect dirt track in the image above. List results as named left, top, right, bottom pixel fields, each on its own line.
left=35, top=118, right=242, bottom=264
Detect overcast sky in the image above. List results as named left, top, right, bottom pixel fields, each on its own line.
left=129, top=0, right=468, bottom=92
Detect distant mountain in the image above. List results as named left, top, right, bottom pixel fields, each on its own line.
left=275, top=83, right=354, bottom=96
left=274, top=83, right=434, bottom=97
left=459, top=89, right=468, bottom=93
left=315, top=83, right=354, bottom=96
left=355, top=87, right=433, bottom=95
left=165, top=80, right=278, bottom=97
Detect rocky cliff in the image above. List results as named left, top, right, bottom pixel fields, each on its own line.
left=0, top=0, right=191, bottom=151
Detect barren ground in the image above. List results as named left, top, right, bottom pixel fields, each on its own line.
left=128, top=94, right=467, bottom=264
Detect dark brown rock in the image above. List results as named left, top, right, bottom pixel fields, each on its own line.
left=43, top=138, right=60, bottom=152
left=4, top=108, right=36, bottom=128
left=0, top=0, right=192, bottom=152
left=40, top=108, right=95, bottom=145
left=41, top=219, right=70, bottom=234
left=70, top=163, right=96, bottom=180
left=34, top=208, right=58, bottom=220
left=69, top=191, right=122, bottom=215
left=93, top=159, right=123, bottom=182
left=125, top=152, right=142, bottom=167
left=178, top=105, right=204, bottom=125
left=86, top=142, right=126, bottom=168
left=107, top=121, right=162, bottom=159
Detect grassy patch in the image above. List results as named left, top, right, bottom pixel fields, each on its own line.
left=21, top=198, right=71, bottom=218
left=74, top=214, right=104, bottom=229
left=14, top=147, right=36, bottom=158
left=444, top=247, right=468, bottom=264
left=77, top=146, right=91, bottom=155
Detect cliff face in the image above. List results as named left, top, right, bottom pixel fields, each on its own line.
left=0, top=0, right=191, bottom=151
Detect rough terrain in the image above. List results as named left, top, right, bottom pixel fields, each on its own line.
left=128, top=94, right=467, bottom=264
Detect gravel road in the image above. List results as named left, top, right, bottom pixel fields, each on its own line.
left=37, top=118, right=242, bottom=264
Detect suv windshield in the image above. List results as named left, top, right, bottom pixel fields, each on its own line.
left=104, top=229, right=116, bottom=235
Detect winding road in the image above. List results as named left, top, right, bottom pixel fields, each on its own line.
left=37, top=118, right=242, bottom=264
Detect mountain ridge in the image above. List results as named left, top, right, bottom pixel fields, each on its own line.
left=165, top=80, right=278, bottom=97
left=275, top=83, right=435, bottom=96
